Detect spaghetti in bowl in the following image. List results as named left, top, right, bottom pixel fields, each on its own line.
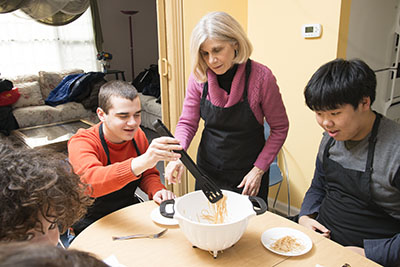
left=160, top=190, right=267, bottom=256
left=261, top=227, right=312, bottom=256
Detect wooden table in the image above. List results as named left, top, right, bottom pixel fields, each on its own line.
left=70, top=201, right=381, bottom=267
left=12, top=119, right=93, bottom=151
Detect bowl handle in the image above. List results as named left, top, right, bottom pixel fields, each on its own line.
left=159, top=199, right=175, bottom=218
left=248, top=196, right=268, bottom=215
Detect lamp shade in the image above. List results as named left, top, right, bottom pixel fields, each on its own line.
left=120, top=10, right=138, bottom=16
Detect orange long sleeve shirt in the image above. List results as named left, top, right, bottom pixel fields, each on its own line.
left=68, top=123, right=165, bottom=199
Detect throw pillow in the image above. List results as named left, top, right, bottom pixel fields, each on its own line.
left=7, top=74, right=39, bottom=84
left=12, top=81, right=45, bottom=108
left=38, top=69, right=84, bottom=99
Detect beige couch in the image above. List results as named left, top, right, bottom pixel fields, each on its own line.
left=138, top=93, right=161, bottom=131
left=7, top=69, right=98, bottom=128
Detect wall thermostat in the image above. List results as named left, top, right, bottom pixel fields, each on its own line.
left=302, top=24, right=322, bottom=38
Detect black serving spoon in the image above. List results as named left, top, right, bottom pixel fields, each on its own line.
left=152, top=119, right=223, bottom=204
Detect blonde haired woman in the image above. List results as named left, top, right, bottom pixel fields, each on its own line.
left=165, top=11, right=289, bottom=201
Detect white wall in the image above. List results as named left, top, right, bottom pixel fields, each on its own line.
left=98, top=0, right=158, bottom=81
left=346, top=0, right=400, bottom=115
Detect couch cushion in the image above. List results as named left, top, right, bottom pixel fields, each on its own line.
left=12, top=81, right=44, bottom=108
left=55, top=102, right=93, bottom=122
left=13, top=102, right=93, bottom=128
left=139, top=93, right=161, bottom=117
left=138, top=93, right=161, bottom=130
left=7, top=74, right=39, bottom=84
left=38, top=69, right=84, bottom=100
left=13, top=105, right=60, bottom=128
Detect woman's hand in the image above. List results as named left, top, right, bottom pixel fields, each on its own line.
left=299, top=215, right=331, bottom=238
left=237, top=166, right=264, bottom=196
left=153, top=189, right=176, bottom=204
left=165, top=160, right=185, bottom=184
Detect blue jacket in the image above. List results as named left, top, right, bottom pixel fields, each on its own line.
left=45, top=73, right=85, bottom=106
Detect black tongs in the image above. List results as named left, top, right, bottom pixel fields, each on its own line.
left=152, top=119, right=223, bottom=204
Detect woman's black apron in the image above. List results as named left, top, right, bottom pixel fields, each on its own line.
left=318, top=113, right=400, bottom=246
left=196, top=59, right=270, bottom=202
left=73, top=123, right=141, bottom=235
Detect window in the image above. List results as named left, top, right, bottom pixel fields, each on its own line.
left=0, top=8, right=101, bottom=78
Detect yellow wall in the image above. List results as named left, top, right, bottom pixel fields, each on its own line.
left=248, top=0, right=350, bottom=209
left=178, top=0, right=352, bottom=209
left=182, top=0, right=248, bottom=93
left=182, top=1, right=248, bottom=83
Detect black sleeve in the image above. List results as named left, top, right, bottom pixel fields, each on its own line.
left=392, top=166, right=400, bottom=190
left=299, top=158, right=327, bottom=217
left=364, top=234, right=400, bottom=267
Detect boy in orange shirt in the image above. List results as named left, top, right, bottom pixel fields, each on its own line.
left=68, top=80, right=182, bottom=234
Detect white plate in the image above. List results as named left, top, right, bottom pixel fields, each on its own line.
left=261, top=227, right=312, bottom=256
left=150, top=207, right=179, bottom=226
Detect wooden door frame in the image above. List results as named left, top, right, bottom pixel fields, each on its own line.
left=156, top=0, right=188, bottom=196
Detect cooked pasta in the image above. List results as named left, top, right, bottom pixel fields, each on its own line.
left=200, top=194, right=227, bottom=224
left=270, top=235, right=304, bottom=253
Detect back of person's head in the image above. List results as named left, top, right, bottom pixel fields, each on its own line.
left=304, top=58, right=376, bottom=111
left=0, top=243, right=108, bottom=267
left=190, top=11, right=253, bottom=82
left=0, top=142, right=93, bottom=243
left=98, top=80, right=138, bottom=114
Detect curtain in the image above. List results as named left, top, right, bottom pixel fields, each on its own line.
left=0, top=8, right=101, bottom=78
left=0, top=0, right=27, bottom=13
left=22, top=0, right=89, bottom=26
left=0, top=0, right=90, bottom=25
left=89, top=0, right=103, bottom=53
left=21, top=0, right=89, bottom=20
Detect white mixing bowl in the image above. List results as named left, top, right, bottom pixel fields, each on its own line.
left=160, top=190, right=267, bottom=258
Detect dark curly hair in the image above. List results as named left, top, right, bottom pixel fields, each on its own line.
left=0, top=243, right=108, bottom=267
left=0, top=142, right=93, bottom=242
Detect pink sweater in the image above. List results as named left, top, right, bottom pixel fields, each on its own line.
left=175, top=60, right=289, bottom=171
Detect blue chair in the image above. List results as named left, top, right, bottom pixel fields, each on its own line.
left=264, top=122, right=291, bottom=216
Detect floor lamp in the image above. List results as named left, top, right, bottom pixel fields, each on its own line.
left=121, top=10, right=139, bottom=80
